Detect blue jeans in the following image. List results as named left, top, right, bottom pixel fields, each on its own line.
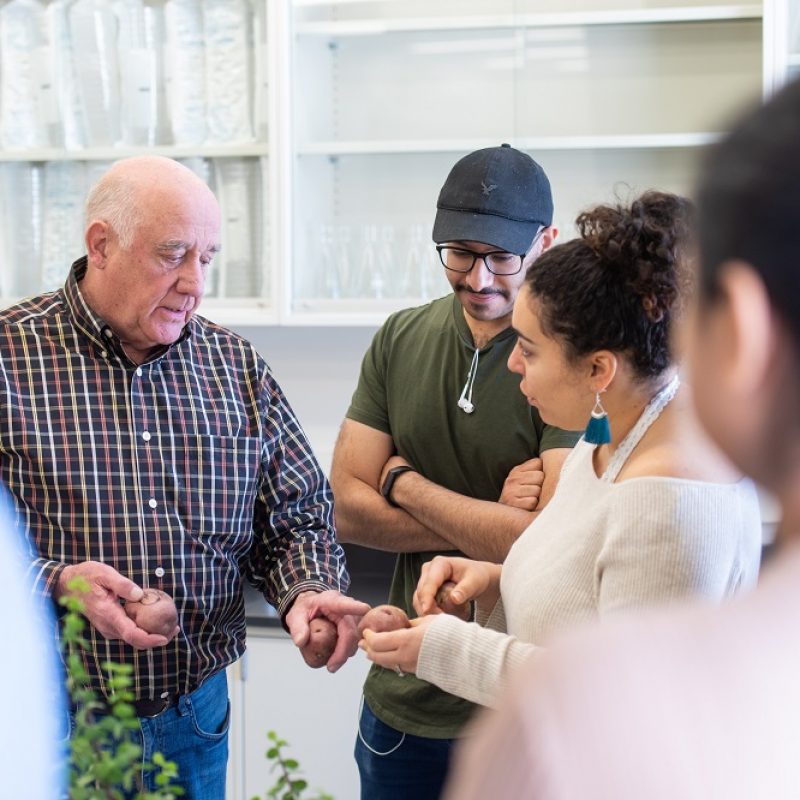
left=355, top=697, right=455, bottom=800
left=63, top=670, right=229, bottom=800
left=138, top=670, right=230, bottom=799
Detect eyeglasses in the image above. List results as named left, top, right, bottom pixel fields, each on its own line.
left=436, top=245, right=525, bottom=276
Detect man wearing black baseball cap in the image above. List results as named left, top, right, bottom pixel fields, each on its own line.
left=331, top=145, right=580, bottom=799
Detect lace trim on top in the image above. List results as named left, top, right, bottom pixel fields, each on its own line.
left=601, top=374, right=681, bottom=484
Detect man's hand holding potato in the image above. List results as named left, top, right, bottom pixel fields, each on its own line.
left=56, top=560, right=179, bottom=649
left=286, top=590, right=370, bottom=673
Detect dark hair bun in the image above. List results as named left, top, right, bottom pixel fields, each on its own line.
left=524, top=190, right=695, bottom=379
left=576, top=191, right=695, bottom=323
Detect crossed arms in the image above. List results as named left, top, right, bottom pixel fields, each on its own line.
left=330, top=419, right=570, bottom=563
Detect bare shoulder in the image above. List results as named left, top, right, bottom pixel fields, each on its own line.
left=617, top=391, right=741, bottom=484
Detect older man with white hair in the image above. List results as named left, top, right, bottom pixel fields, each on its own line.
left=0, top=156, right=367, bottom=799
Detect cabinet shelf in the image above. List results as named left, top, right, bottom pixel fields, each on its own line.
left=199, top=300, right=277, bottom=327
left=286, top=297, right=427, bottom=326
left=294, top=4, right=762, bottom=37
left=297, top=132, right=721, bottom=156
left=0, top=296, right=276, bottom=328
left=0, top=143, right=269, bottom=164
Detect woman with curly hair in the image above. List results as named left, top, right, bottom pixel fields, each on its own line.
left=359, top=190, right=762, bottom=709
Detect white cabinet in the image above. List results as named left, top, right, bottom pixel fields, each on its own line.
left=0, top=1, right=795, bottom=327
left=227, top=627, right=371, bottom=800
left=286, top=0, right=773, bottom=323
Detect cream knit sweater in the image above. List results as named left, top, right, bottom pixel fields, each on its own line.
left=415, top=438, right=763, bottom=709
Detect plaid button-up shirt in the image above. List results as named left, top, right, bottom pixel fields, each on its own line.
left=0, top=257, right=348, bottom=699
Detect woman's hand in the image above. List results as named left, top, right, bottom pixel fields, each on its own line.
left=413, top=555, right=501, bottom=617
left=499, top=457, right=544, bottom=511
left=359, top=616, right=434, bottom=676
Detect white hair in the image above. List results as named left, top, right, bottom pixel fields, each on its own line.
left=84, top=171, right=144, bottom=250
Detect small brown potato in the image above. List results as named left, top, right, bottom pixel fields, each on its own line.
left=435, top=581, right=471, bottom=621
left=301, top=617, right=338, bottom=668
left=357, top=604, right=410, bottom=638
left=124, top=588, right=179, bottom=637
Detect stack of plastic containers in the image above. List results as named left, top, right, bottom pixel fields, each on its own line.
left=0, top=0, right=261, bottom=303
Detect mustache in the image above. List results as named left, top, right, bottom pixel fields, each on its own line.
left=456, top=285, right=509, bottom=300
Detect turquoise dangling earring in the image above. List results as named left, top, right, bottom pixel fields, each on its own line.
left=584, top=392, right=611, bottom=445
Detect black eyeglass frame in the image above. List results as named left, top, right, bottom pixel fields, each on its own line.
left=435, top=245, right=527, bottom=276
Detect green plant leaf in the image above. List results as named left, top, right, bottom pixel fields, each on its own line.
left=60, top=587, right=183, bottom=799
left=259, top=727, right=333, bottom=799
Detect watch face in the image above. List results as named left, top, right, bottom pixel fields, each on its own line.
left=382, top=467, right=398, bottom=496
left=382, top=465, right=412, bottom=506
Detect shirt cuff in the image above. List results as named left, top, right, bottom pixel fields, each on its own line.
left=416, top=613, right=468, bottom=689
left=276, top=580, right=331, bottom=627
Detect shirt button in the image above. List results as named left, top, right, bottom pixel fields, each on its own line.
left=102, top=327, right=112, bottom=338
left=154, top=567, right=165, bottom=578
left=142, top=431, right=151, bottom=441
left=136, top=368, right=143, bottom=377
left=148, top=498, right=157, bottom=509
left=100, top=350, right=107, bottom=359
left=160, top=690, right=169, bottom=699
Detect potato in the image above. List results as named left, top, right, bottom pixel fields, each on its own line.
left=300, top=617, right=338, bottom=668
left=124, top=588, right=179, bottom=637
left=357, top=604, right=410, bottom=638
left=435, top=581, right=471, bottom=621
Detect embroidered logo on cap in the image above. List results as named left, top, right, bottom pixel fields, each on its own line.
left=481, top=181, right=497, bottom=196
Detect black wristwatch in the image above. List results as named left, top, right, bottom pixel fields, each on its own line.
left=381, top=465, right=415, bottom=507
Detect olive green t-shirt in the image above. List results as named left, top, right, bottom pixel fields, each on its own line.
left=347, top=294, right=581, bottom=739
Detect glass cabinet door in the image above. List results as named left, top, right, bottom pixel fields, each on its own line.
left=0, top=0, right=273, bottom=325
left=287, top=0, right=764, bottom=324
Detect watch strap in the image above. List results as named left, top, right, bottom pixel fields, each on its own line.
left=381, top=465, right=415, bottom=507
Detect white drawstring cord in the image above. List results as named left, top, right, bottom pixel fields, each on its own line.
left=458, top=347, right=480, bottom=414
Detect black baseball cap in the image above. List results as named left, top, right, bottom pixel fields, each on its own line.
left=432, top=143, right=553, bottom=255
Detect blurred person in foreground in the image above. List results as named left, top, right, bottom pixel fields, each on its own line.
left=0, top=155, right=367, bottom=799
left=361, top=190, right=761, bottom=708
left=443, top=77, right=800, bottom=800
left=0, top=494, right=64, bottom=800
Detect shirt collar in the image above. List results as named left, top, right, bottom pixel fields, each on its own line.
left=64, top=256, right=194, bottom=365
left=450, top=293, right=516, bottom=351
